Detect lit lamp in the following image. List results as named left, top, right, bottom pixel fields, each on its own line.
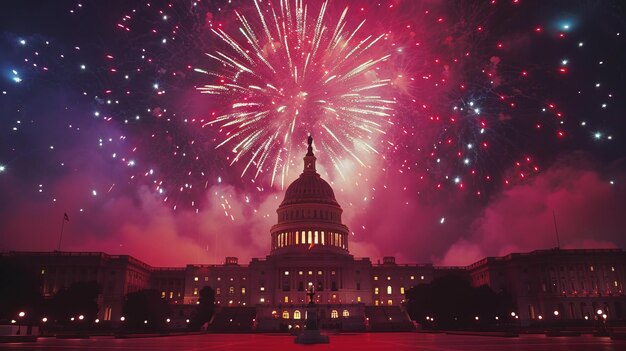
left=16, top=311, right=26, bottom=335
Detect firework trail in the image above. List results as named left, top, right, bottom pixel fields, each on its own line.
left=197, top=0, right=395, bottom=187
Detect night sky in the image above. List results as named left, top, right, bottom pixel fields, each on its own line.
left=1, top=0, right=626, bottom=267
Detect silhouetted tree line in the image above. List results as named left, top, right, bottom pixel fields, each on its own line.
left=1, top=259, right=215, bottom=332
left=405, top=275, right=515, bottom=330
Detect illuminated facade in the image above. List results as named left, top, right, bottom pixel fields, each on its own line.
left=3, top=139, right=626, bottom=329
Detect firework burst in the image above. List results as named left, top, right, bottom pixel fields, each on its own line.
left=197, top=0, right=395, bottom=187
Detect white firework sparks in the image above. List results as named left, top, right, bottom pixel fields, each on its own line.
left=198, top=0, right=394, bottom=187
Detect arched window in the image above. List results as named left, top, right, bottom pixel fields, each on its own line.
left=271, top=310, right=278, bottom=318
left=331, top=310, right=338, bottom=319
left=387, top=286, right=392, bottom=295
left=294, top=310, right=301, bottom=320
left=282, top=311, right=290, bottom=319
left=342, top=310, right=350, bottom=317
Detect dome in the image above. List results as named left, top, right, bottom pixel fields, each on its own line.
left=280, top=173, right=338, bottom=207
left=269, top=136, right=350, bottom=256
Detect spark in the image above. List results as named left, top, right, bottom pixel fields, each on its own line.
left=199, top=0, right=393, bottom=187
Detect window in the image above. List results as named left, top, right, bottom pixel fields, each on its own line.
left=410, top=275, right=415, bottom=280
left=590, top=266, right=594, bottom=272
left=284, top=271, right=289, bottom=275
left=374, top=287, right=379, bottom=295
left=229, top=286, right=235, bottom=294
left=161, top=291, right=166, bottom=298
left=194, top=277, right=199, bottom=281
left=387, top=276, right=391, bottom=281
left=216, top=288, right=221, bottom=295
left=260, top=298, right=265, bottom=303
left=299, top=271, right=303, bottom=275
left=169, top=291, right=173, bottom=299
left=205, top=277, right=209, bottom=282
left=314, top=231, right=319, bottom=244
left=308, top=231, right=312, bottom=244
left=374, top=276, right=379, bottom=281
left=294, top=310, right=301, bottom=320
left=331, top=310, right=338, bottom=319
left=400, top=287, right=405, bottom=295
left=282, top=311, right=289, bottom=319
left=356, top=282, right=361, bottom=290
left=241, top=287, right=246, bottom=295
left=343, top=310, right=350, bottom=317
left=357, top=296, right=361, bottom=302
left=387, top=286, right=392, bottom=295
left=421, top=275, right=425, bottom=280
left=375, top=300, right=379, bottom=306
left=284, top=296, right=289, bottom=303
left=318, top=271, right=323, bottom=275
left=193, top=287, right=198, bottom=295
left=260, top=286, right=265, bottom=292
left=387, top=300, right=393, bottom=306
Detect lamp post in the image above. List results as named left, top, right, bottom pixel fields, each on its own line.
left=16, top=311, right=26, bottom=335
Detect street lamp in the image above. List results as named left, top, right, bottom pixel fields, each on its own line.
left=16, top=312, right=26, bottom=335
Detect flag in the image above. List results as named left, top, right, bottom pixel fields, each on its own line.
left=64, top=213, right=70, bottom=222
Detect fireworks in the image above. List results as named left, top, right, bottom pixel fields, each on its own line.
left=197, top=0, right=394, bottom=186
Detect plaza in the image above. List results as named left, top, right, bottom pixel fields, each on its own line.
left=2, top=333, right=626, bottom=351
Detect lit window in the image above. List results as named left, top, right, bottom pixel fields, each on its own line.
left=193, top=287, right=198, bottom=295
left=241, top=287, right=246, bottom=295
left=400, top=287, right=405, bottom=294
left=331, top=271, right=336, bottom=275
left=194, top=277, right=199, bottom=282
left=387, top=286, right=392, bottom=295
left=161, top=291, right=166, bottom=298
left=308, top=231, right=312, bottom=244
left=375, top=300, right=379, bottom=306
left=282, top=311, right=290, bottom=319
left=284, top=296, right=289, bottom=303
left=260, top=298, right=265, bottom=303
left=343, top=310, right=350, bottom=317
left=410, top=275, right=415, bottom=280
left=331, top=310, right=338, bottom=319
left=308, top=271, right=313, bottom=275
left=357, top=296, right=361, bottom=302
left=229, top=286, right=235, bottom=294
left=169, top=291, right=173, bottom=299
left=590, top=266, right=594, bottom=272
left=294, top=310, right=301, bottom=320
left=296, top=232, right=299, bottom=244
left=387, top=276, right=391, bottom=281
left=387, top=300, right=393, bottom=306
left=204, top=277, right=209, bottom=282
left=216, top=288, right=221, bottom=295
left=318, top=271, right=323, bottom=275
left=217, top=277, right=221, bottom=281
left=299, top=271, right=303, bottom=275
left=421, top=275, right=425, bottom=280
left=301, top=231, right=306, bottom=244
left=284, top=271, right=290, bottom=276
left=615, top=281, right=619, bottom=287
left=321, top=231, right=325, bottom=245
left=374, top=276, right=379, bottom=281
left=612, top=266, right=615, bottom=272
left=229, top=277, right=234, bottom=281
left=374, top=287, right=379, bottom=295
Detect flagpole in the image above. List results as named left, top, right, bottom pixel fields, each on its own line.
left=58, top=215, right=66, bottom=251
left=552, top=210, right=561, bottom=249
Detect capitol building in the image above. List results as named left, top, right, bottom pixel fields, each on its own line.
left=3, top=138, right=626, bottom=330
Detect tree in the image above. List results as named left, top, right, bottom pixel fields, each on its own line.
left=190, top=286, right=215, bottom=330
left=0, top=258, right=43, bottom=326
left=405, top=275, right=515, bottom=330
left=45, top=281, right=100, bottom=327
left=122, top=289, right=170, bottom=330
